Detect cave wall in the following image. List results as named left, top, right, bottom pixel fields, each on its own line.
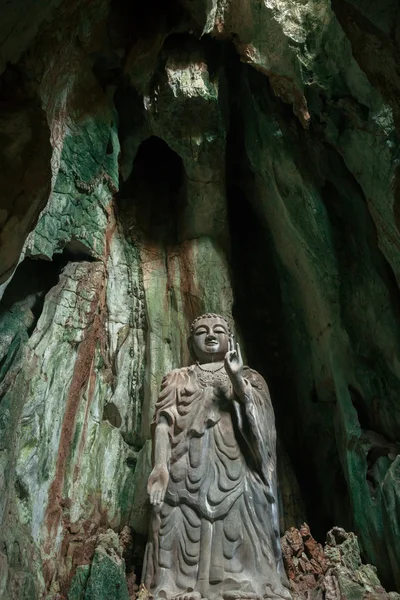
left=0, top=0, right=400, bottom=597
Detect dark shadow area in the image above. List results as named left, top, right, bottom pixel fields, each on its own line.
left=0, top=258, right=60, bottom=334
left=117, top=136, right=186, bottom=245
left=321, top=160, right=400, bottom=445
left=349, top=385, right=371, bottom=430
left=321, top=166, right=400, bottom=342
left=124, top=532, right=147, bottom=593
left=224, top=50, right=302, bottom=521
left=61, top=239, right=99, bottom=263
left=92, top=0, right=188, bottom=90
left=114, top=85, right=147, bottom=182
left=224, top=49, right=350, bottom=540
left=0, top=248, right=98, bottom=334
left=0, top=65, right=52, bottom=284
left=0, top=253, right=71, bottom=404
left=103, top=402, right=123, bottom=429
left=109, top=0, right=186, bottom=47
left=90, top=0, right=191, bottom=99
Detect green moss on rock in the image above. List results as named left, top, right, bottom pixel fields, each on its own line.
left=68, top=565, right=90, bottom=600
left=68, top=532, right=129, bottom=600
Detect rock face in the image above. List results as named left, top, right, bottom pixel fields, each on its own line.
left=282, top=524, right=400, bottom=600
left=67, top=529, right=131, bottom=600
left=0, top=0, right=400, bottom=598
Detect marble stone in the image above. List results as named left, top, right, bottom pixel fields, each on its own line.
left=143, top=314, right=291, bottom=600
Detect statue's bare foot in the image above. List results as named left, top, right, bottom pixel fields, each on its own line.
left=223, top=593, right=260, bottom=600
left=262, top=586, right=292, bottom=600
left=174, top=592, right=203, bottom=600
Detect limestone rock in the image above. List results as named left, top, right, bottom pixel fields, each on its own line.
left=282, top=524, right=400, bottom=600
left=67, top=530, right=129, bottom=600
left=1, top=0, right=400, bottom=596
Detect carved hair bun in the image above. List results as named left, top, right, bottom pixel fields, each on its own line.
left=190, top=313, right=232, bottom=335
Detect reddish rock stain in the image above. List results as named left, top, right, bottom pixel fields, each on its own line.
left=177, top=240, right=202, bottom=325
left=43, top=207, right=117, bottom=586
left=43, top=267, right=104, bottom=553
left=58, top=498, right=111, bottom=595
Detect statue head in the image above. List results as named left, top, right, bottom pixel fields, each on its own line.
left=189, top=313, right=231, bottom=363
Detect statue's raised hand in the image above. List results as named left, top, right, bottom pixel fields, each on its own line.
left=224, top=335, right=244, bottom=382
left=147, top=464, right=169, bottom=506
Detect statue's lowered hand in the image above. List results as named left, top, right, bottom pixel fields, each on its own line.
left=147, top=464, right=169, bottom=506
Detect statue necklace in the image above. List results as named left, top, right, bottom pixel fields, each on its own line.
left=196, top=361, right=229, bottom=387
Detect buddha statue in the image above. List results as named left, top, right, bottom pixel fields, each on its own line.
left=143, top=313, right=291, bottom=600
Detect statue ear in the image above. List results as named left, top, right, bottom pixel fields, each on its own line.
left=187, top=336, right=196, bottom=361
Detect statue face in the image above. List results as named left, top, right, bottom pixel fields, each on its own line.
left=191, top=317, right=229, bottom=363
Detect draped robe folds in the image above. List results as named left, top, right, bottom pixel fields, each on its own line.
left=143, top=365, right=291, bottom=600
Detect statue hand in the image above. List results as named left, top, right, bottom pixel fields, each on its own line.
left=147, top=464, right=169, bottom=506
left=224, top=335, right=244, bottom=382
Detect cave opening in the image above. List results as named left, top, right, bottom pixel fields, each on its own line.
left=117, top=135, right=187, bottom=246
left=0, top=247, right=99, bottom=335
left=0, top=258, right=60, bottom=335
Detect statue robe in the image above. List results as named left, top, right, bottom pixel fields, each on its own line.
left=143, top=365, right=291, bottom=600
